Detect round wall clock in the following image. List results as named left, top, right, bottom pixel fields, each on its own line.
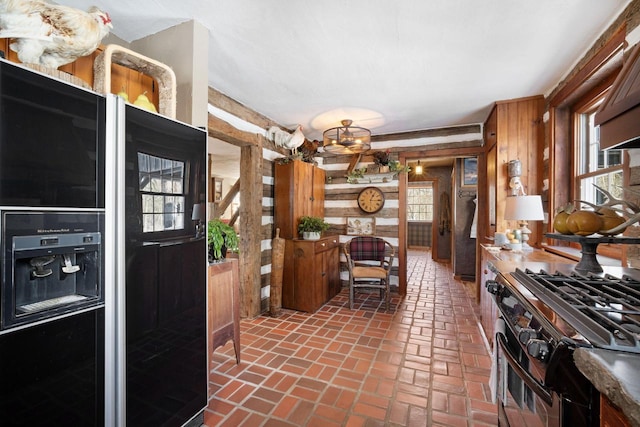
left=357, top=186, right=385, bottom=214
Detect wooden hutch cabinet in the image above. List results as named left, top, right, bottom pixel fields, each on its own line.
left=274, top=160, right=325, bottom=239
left=274, top=160, right=340, bottom=312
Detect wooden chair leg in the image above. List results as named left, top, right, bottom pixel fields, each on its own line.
left=386, top=287, right=390, bottom=312
left=349, top=283, right=355, bottom=309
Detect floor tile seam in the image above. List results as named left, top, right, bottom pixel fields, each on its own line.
left=209, top=391, right=311, bottom=427
left=209, top=357, right=337, bottom=425
left=441, top=288, right=492, bottom=420
left=215, top=252, right=482, bottom=427
left=324, top=303, right=417, bottom=426
left=395, top=280, right=438, bottom=426
left=260, top=352, right=404, bottom=425
left=240, top=335, right=372, bottom=398
left=424, top=281, right=438, bottom=427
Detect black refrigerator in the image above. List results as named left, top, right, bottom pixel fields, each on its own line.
left=0, top=59, right=107, bottom=426
left=0, top=59, right=207, bottom=426
left=105, top=97, right=208, bottom=426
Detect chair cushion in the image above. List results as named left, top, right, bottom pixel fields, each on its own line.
left=349, top=237, right=386, bottom=262
left=352, top=265, right=388, bottom=279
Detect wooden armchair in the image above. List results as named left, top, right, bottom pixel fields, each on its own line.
left=343, top=236, right=395, bottom=311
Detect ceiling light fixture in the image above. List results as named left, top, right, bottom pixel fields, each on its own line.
left=322, top=119, right=371, bottom=155
left=415, top=160, right=423, bottom=175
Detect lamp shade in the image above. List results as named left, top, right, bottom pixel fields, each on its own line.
left=322, top=119, right=371, bottom=155
left=191, top=203, right=203, bottom=221
left=504, top=195, right=544, bottom=221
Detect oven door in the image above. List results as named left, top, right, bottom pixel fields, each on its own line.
left=496, top=326, right=560, bottom=427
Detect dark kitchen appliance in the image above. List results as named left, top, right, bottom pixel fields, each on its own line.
left=0, top=60, right=105, bottom=208
left=106, top=98, right=207, bottom=426
left=0, top=59, right=106, bottom=426
left=0, top=59, right=207, bottom=426
left=1, top=211, right=104, bottom=330
left=0, top=212, right=105, bottom=426
left=486, top=265, right=640, bottom=426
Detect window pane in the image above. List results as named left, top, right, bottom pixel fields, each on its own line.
left=408, top=185, right=433, bottom=221
left=138, top=153, right=187, bottom=233
left=142, top=194, right=153, bottom=212
left=576, top=107, right=623, bottom=208
left=143, top=214, right=154, bottom=232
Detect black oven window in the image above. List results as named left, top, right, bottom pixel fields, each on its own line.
left=138, top=153, right=185, bottom=233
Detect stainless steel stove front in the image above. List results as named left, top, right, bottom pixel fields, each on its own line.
left=487, top=272, right=599, bottom=427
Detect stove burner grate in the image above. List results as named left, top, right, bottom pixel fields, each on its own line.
left=512, top=268, right=640, bottom=353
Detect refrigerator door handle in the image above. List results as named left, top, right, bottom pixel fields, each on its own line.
left=104, top=94, right=127, bottom=427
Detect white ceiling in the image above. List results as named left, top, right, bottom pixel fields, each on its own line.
left=60, top=0, right=631, bottom=143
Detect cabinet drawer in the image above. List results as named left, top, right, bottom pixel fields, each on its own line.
left=315, top=236, right=339, bottom=253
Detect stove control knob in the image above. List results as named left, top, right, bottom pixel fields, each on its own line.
left=527, top=339, right=550, bottom=362
left=518, top=328, right=538, bottom=345
left=485, top=280, right=500, bottom=295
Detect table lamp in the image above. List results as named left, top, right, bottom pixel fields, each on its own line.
left=191, top=203, right=204, bottom=237
left=504, top=195, right=545, bottom=251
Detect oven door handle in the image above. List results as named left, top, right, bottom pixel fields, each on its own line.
left=496, top=332, right=553, bottom=405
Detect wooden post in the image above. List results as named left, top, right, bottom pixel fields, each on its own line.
left=270, top=228, right=285, bottom=317
left=239, top=142, right=263, bottom=318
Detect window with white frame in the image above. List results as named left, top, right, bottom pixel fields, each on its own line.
left=575, top=99, right=623, bottom=208
left=407, top=184, right=433, bottom=221
left=138, top=152, right=186, bottom=233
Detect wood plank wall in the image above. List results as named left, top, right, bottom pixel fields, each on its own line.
left=254, top=125, right=484, bottom=312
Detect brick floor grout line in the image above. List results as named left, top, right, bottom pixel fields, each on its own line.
left=204, top=250, right=496, bottom=426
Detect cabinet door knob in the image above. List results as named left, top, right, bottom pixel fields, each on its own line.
left=321, top=243, right=325, bottom=247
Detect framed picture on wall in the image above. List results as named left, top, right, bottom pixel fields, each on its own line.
left=346, top=217, right=376, bottom=235
left=213, top=177, right=223, bottom=202
left=461, top=157, right=478, bottom=187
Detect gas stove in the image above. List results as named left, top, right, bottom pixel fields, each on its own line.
left=485, top=265, right=640, bottom=427
left=509, top=268, right=640, bottom=354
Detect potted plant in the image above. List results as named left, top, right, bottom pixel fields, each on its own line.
left=373, top=149, right=390, bottom=172
left=207, top=219, right=239, bottom=262
left=389, top=160, right=411, bottom=174
left=297, top=216, right=329, bottom=240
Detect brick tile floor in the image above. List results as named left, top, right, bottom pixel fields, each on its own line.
left=204, top=250, right=497, bottom=426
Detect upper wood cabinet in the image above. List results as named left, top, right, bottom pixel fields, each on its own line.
left=483, top=96, right=544, bottom=244
left=274, top=160, right=325, bottom=240
left=0, top=40, right=160, bottom=110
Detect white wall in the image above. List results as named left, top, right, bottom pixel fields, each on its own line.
left=131, top=20, right=209, bottom=128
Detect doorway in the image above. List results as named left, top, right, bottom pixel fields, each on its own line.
left=398, top=151, right=484, bottom=297
left=208, top=138, right=241, bottom=221
left=406, top=158, right=454, bottom=263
